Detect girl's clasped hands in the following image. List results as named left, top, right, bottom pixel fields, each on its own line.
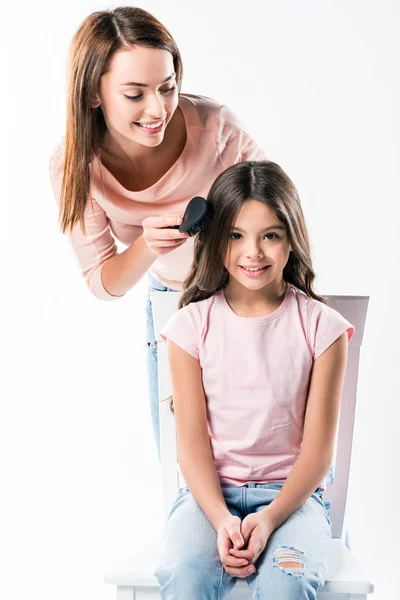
left=217, top=510, right=276, bottom=578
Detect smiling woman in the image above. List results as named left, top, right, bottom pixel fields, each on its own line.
left=48, top=5, right=267, bottom=461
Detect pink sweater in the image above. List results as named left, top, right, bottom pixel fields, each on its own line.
left=49, top=94, right=266, bottom=299
left=160, top=284, right=355, bottom=490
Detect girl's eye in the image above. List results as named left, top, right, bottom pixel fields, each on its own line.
left=124, top=86, right=176, bottom=102
left=229, top=232, right=280, bottom=240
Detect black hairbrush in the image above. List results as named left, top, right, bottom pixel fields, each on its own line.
left=169, top=196, right=214, bottom=236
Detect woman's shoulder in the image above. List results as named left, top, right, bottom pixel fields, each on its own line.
left=179, top=93, right=246, bottom=132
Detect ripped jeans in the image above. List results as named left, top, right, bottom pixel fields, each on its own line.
left=146, top=272, right=180, bottom=460
left=155, top=483, right=332, bottom=599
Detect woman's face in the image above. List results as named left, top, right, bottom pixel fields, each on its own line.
left=97, top=45, right=179, bottom=149
left=224, top=200, right=292, bottom=291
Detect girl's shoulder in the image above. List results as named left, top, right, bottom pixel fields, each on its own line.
left=289, top=284, right=338, bottom=324
left=179, top=291, right=220, bottom=318
left=289, top=285, right=355, bottom=358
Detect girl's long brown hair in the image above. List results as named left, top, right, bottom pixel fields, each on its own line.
left=59, top=6, right=183, bottom=233
left=179, top=160, right=327, bottom=308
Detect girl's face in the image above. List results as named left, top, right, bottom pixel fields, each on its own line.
left=224, top=200, right=292, bottom=291
left=97, top=46, right=179, bottom=149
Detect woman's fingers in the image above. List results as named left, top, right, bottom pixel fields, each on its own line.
left=143, top=214, right=183, bottom=230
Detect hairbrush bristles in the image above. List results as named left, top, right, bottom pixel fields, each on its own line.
left=167, top=196, right=214, bottom=236
left=182, top=205, right=214, bottom=236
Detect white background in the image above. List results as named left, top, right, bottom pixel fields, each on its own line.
left=1, top=1, right=399, bottom=598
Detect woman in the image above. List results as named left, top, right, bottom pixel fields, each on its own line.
left=49, top=6, right=266, bottom=458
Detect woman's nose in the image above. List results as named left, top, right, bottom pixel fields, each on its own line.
left=144, top=92, right=164, bottom=118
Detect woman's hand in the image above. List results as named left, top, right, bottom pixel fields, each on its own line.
left=217, top=515, right=256, bottom=578
left=228, top=510, right=276, bottom=568
left=142, top=213, right=190, bottom=256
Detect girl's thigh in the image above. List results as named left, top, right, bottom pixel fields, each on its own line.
left=248, top=494, right=331, bottom=600
left=155, top=489, right=241, bottom=598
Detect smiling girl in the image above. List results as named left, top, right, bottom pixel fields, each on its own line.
left=49, top=6, right=266, bottom=458
left=156, top=160, right=355, bottom=598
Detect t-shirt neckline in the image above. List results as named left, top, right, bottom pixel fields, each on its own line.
left=218, top=284, right=292, bottom=323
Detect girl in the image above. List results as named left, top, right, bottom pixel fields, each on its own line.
left=48, top=6, right=266, bottom=459
left=156, top=160, right=354, bottom=599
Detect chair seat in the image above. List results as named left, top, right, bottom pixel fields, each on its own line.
left=104, top=537, right=374, bottom=595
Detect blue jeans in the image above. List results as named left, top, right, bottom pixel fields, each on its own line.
left=155, top=482, right=332, bottom=599
left=146, top=272, right=180, bottom=460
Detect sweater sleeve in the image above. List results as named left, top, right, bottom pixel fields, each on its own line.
left=49, top=145, right=123, bottom=301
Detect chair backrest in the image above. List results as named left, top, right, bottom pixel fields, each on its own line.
left=151, top=291, right=369, bottom=540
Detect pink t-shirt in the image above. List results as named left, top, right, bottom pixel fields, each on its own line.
left=49, top=94, right=266, bottom=299
left=160, top=283, right=355, bottom=491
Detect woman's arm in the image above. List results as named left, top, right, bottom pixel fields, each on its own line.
left=167, top=339, right=231, bottom=531
left=261, top=331, right=349, bottom=530
left=50, top=150, right=187, bottom=299
left=100, top=234, right=157, bottom=297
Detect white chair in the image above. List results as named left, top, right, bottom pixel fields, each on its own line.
left=105, top=292, right=374, bottom=599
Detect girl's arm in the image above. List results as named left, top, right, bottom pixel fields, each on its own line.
left=166, top=339, right=231, bottom=531
left=261, top=331, right=349, bottom=530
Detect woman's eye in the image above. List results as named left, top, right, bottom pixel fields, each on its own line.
left=265, top=232, right=279, bottom=240
left=229, top=233, right=242, bottom=240
left=160, top=86, right=176, bottom=94
left=124, top=94, right=143, bottom=101
left=124, top=86, right=175, bottom=102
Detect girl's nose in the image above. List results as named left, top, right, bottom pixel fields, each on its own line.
left=245, top=243, right=264, bottom=259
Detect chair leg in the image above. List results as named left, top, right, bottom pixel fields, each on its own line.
left=117, top=586, right=135, bottom=599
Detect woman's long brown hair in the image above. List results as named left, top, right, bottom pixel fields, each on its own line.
left=59, top=6, right=183, bottom=233
left=179, top=160, right=327, bottom=308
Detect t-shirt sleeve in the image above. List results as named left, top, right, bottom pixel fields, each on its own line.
left=216, top=105, right=267, bottom=167
left=49, top=144, right=122, bottom=302
left=308, top=301, right=355, bottom=360
left=160, top=306, right=199, bottom=361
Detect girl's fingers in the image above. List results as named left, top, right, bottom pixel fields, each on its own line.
left=225, top=565, right=256, bottom=578
left=223, top=555, right=249, bottom=568
left=229, top=548, right=253, bottom=560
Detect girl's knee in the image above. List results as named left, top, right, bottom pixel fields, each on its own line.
left=155, top=553, right=223, bottom=596
left=254, top=544, right=325, bottom=599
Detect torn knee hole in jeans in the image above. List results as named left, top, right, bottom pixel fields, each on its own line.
left=148, top=342, right=158, bottom=349
left=273, top=545, right=305, bottom=579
